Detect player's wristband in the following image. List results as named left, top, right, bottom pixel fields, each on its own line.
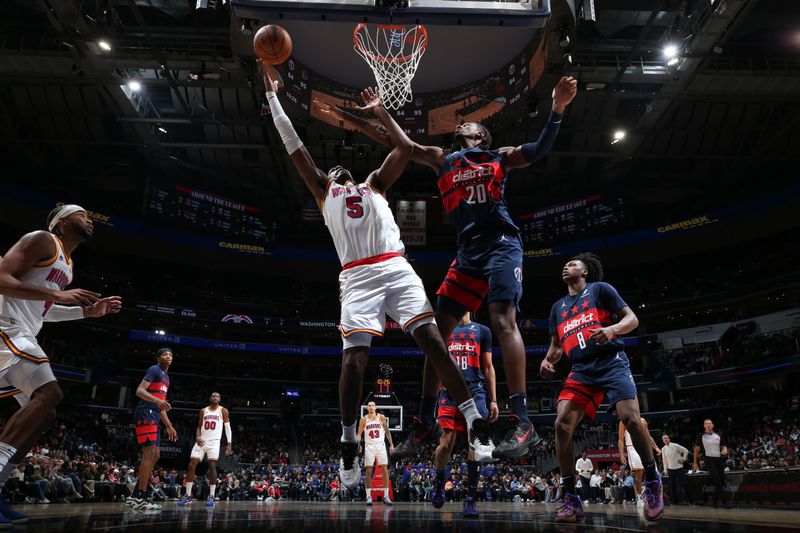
left=43, top=305, right=85, bottom=322
left=266, top=91, right=303, bottom=154
left=489, top=400, right=497, bottom=404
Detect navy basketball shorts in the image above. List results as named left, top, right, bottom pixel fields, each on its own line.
left=133, top=406, right=161, bottom=448
left=557, top=353, right=637, bottom=421
left=436, top=233, right=524, bottom=319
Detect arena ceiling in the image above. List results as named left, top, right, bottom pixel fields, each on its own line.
left=0, top=0, right=798, bottom=233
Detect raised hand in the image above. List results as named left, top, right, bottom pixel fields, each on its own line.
left=552, top=76, right=578, bottom=113
left=258, top=59, right=282, bottom=93
left=83, top=296, right=122, bottom=318
left=355, top=87, right=383, bottom=113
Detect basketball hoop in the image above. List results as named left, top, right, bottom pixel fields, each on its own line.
left=353, top=23, right=428, bottom=110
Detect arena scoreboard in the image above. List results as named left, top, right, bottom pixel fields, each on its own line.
left=518, top=194, right=625, bottom=246
left=374, top=377, right=392, bottom=399
left=145, top=183, right=275, bottom=243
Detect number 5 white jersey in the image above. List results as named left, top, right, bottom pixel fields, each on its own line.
left=321, top=181, right=404, bottom=267
left=200, top=407, right=223, bottom=442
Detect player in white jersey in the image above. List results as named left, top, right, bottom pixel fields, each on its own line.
left=179, top=392, right=232, bottom=508
left=618, top=417, right=660, bottom=503
left=357, top=401, right=394, bottom=506
left=261, top=66, right=493, bottom=490
left=0, top=204, right=120, bottom=524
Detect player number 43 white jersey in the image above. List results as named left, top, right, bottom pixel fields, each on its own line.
left=322, top=181, right=405, bottom=267
left=200, top=407, right=223, bottom=442
left=364, top=415, right=386, bottom=447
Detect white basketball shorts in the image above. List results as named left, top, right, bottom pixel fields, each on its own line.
left=0, top=324, right=56, bottom=399
left=364, top=443, right=388, bottom=467
left=627, top=444, right=644, bottom=470
left=191, top=439, right=221, bottom=461
left=338, top=256, right=435, bottom=349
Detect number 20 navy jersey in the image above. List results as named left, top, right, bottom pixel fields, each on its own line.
left=437, top=148, right=518, bottom=246
left=548, top=282, right=628, bottom=367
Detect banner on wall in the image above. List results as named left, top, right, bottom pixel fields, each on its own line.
left=396, top=200, right=427, bottom=246
left=686, top=469, right=800, bottom=505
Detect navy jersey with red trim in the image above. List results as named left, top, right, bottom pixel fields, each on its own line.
left=437, top=148, right=517, bottom=245
left=137, top=364, right=170, bottom=410
left=445, top=322, right=491, bottom=395
left=549, top=282, right=627, bottom=366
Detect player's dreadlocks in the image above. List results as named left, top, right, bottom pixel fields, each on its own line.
left=571, top=252, right=604, bottom=283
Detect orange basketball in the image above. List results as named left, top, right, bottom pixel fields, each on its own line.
left=253, top=25, right=292, bottom=65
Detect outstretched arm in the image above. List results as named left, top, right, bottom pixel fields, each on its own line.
left=315, top=97, right=445, bottom=172
left=44, top=296, right=122, bottom=322
left=261, top=62, right=329, bottom=207
left=356, top=88, right=414, bottom=193
left=502, top=76, right=577, bottom=170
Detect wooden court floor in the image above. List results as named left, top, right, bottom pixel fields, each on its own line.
left=11, top=500, right=800, bottom=532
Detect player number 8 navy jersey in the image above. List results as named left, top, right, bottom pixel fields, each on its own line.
left=548, top=282, right=627, bottom=365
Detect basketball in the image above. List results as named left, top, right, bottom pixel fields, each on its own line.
left=253, top=25, right=292, bottom=65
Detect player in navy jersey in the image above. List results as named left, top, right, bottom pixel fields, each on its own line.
left=432, top=313, right=498, bottom=518
left=324, top=76, right=577, bottom=459
left=540, top=253, right=663, bottom=522
left=128, top=348, right=177, bottom=511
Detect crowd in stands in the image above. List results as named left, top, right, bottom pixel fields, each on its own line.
left=2, top=393, right=796, bottom=506
left=657, top=327, right=800, bottom=375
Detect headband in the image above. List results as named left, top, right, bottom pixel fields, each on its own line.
left=48, top=204, right=86, bottom=232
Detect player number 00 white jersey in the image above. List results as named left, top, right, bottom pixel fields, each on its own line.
left=200, top=407, right=223, bottom=442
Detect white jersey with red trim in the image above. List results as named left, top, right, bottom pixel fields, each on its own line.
left=321, top=181, right=404, bottom=267
left=363, top=414, right=386, bottom=447
left=0, top=234, right=73, bottom=336
left=199, top=406, right=224, bottom=442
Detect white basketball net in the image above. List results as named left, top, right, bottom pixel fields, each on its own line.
left=354, top=24, right=428, bottom=110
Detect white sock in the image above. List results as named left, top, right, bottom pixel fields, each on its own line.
left=383, top=486, right=389, bottom=497
left=0, top=443, right=17, bottom=469
left=0, top=462, right=19, bottom=487
left=185, top=481, right=194, bottom=497
left=341, top=422, right=357, bottom=443
left=457, top=399, right=481, bottom=430
left=209, top=485, right=216, bottom=497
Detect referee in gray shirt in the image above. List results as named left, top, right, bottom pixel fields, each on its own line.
left=661, top=434, right=689, bottom=504
left=693, top=418, right=728, bottom=507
